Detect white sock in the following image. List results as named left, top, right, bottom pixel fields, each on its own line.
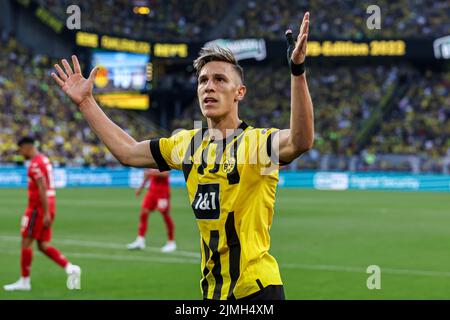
left=137, top=236, right=145, bottom=242
left=65, top=263, right=73, bottom=274
left=20, top=277, right=30, bottom=285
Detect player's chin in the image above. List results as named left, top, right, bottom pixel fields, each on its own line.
left=201, top=105, right=223, bottom=119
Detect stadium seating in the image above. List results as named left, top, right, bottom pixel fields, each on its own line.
left=0, top=34, right=158, bottom=167
left=227, top=0, right=449, bottom=40
left=169, top=61, right=449, bottom=173
left=37, top=0, right=449, bottom=40
left=1, top=0, right=449, bottom=173
left=36, top=0, right=228, bottom=41
left=367, top=70, right=450, bottom=173
left=1, top=31, right=448, bottom=172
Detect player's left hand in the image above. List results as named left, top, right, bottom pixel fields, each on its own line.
left=43, top=213, right=52, bottom=228
left=135, top=188, right=143, bottom=197
left=291, top=12, right=310, bottom=64
left=51, top=55, right=99, bottom=106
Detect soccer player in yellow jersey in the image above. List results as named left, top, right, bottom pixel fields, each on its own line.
left=51, top=13, right=313, bottom=300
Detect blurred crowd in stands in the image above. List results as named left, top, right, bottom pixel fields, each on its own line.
left=367, top=70, right=450, bottom=173
left=1, top=0, right=449, bottom=172
left=172, top=61, right=449, bottom=173
left=37, top=0, right=227, bottom=41
left=37, top=0, right=449, bottom=40
left=228, top=0, right=449, bottom=40
left=1, top=29, right=448, bottom=172
left=0, top=34, right=157, bottom=167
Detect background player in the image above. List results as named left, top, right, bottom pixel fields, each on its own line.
left=127, top=169, right=176, bottom=252
left=3, top=137, right=81, bottom=291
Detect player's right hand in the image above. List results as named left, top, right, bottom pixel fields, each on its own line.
left=135, top=188, right=143, bottom=197
left=51, top=55, right=99, bottom=107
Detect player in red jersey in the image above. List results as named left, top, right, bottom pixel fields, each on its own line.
left=127, top=169, right=176, bottom=252
left=4, top=137, right=81, bottom=291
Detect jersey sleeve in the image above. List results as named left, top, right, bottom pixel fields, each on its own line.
left=149, top=129, right=197, bottom=171
left=265, top=129, right=293, bottom=166
left=244, top=128, right=283, bottom=168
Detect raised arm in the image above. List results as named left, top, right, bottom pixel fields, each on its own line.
left=51, top=55, right=157, bottom=168
left=277, top=12, right=314, bottom=164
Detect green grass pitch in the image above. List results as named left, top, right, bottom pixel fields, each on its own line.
left=0, top=187, right=449, bottom=300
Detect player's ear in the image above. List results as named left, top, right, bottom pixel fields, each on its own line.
left=235, top=84, right=246, bottom=102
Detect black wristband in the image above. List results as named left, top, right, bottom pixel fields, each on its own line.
left=290, top=60, right=305, bottom=76
left=285, top=30, right=306, bottom=76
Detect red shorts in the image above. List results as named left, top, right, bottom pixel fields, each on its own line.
left=21, top=198, right=56, bottom=242
left=142, top=190, right=170, bottom=213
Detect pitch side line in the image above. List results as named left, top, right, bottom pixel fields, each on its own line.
left=0, top=234, right=200, bottom=258
left=2, top=234, right=450, bottom=278
left=281, top=263, right=450, bottom=278
left=0, top=248, right=198, bottom=265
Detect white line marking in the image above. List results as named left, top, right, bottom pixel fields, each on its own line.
left=0, top=235, right=200, bottom=258
left=281, top=263, right=450, bottom=278
left=2, top=234, right=450, bottom=278
left=0, top=248, right=198, bottom=265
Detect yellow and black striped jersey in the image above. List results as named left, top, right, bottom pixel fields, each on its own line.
left=150, top=121, right=283, bottom=300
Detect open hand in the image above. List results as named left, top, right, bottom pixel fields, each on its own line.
left=291, top=12, right=310, bottom=64
left=51, top=55, right=99, bottom=106
left=135, top=188, right=143, bottom=198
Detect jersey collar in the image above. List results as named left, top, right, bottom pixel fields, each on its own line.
left=204, top=121, right=249, bottom=144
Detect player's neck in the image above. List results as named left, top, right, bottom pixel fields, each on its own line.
left=29, top=149, right=39, bottom=159
left=207, top=116, right=242, bottom=140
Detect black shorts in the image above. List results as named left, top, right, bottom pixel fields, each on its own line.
left=204, top=285, right=286, bottom=301
left=221, top=285, right=286, bottom=301
left=238, top=285, right=285, bottom=300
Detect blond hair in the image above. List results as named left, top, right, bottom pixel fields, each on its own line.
left=193, top=46, right=244, bottom=83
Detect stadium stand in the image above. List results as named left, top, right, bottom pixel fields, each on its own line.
left=226, top=0, right=450, bottom=40
left=367, top=70, right=450, bottom=173
left=171, top=61, right=448, bottom=172
left=0, top=34, right=161, bottom=167
left=0, top=1, right=448, bottom=173
left=36, top=0, right=450, bottom=40
left=36, top=0, right=229, bottom=41
left=1, top=30, right=447, bottom=172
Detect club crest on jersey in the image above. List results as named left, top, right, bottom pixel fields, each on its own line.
left=222, top=157, right=236, bottom=174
